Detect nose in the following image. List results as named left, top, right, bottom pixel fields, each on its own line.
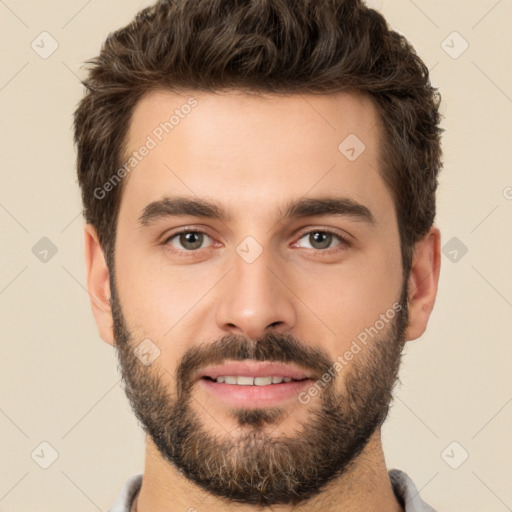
left=214, top=247, right=297, bottom=341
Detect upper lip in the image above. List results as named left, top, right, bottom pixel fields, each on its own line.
left=196, top=361, right=314, bottom=381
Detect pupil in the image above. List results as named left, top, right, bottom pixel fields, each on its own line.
left=311, top=231, right=331, bottom=249
left=181, top=232, right=202, bottom=250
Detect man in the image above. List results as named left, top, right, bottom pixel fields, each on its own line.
left=74, top=0, right=443, bottom=510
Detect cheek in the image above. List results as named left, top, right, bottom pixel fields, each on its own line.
left=291, top=243, right=402, bottom=351
left=114, top=238, right=170, bottom=339
left=113, top=265, right=196, bottom=379
left=115, top=243, right=217, bottom=350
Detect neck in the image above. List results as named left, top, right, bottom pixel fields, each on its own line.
left=134, top=430, right=403, bottom=512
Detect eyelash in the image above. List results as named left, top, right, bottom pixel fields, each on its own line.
left=163, top=227, right=351, bottom=256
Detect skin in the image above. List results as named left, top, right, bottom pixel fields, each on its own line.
left=84, top=89, right=440, bottom=512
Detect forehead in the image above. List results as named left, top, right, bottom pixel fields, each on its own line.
left=119, top=88, right=391, bottom=225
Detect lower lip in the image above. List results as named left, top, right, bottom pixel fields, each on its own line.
left=198, top=378, right=312, bottom=408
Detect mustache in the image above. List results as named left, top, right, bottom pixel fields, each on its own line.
left=177, top=332, right=334, bottom=393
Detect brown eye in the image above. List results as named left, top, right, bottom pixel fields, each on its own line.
left=296, top=230, right=345, bottom=251
left=309, top=231, right=333, bottom=249
left=166, top=231, right=211, bottom=251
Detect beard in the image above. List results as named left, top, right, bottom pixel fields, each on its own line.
left=111, top=276, right=409, bottom=507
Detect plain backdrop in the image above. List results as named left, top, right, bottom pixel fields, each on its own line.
left=1, top=1, right=511, bottom=510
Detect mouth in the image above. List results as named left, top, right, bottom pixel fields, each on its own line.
left=196, top=361, right=314, bottom=383
left=201, top=375, right=309, bottom=385
left=195, top=361, right=314, bottom=407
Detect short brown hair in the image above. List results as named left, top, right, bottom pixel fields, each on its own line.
left=74, top=0, right=443, bottom=276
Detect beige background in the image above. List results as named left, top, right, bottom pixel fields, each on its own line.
left=1, top=0, right=511, bottom=510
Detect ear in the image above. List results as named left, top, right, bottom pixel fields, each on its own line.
left=404, top=226, right=441, bottom=341
left=84, top=224, right=115, bottom=346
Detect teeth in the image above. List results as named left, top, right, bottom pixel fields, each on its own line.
left=255, top=376, right=273, bottom=385
left=237, top=376, right=255, bottom=386
left=214, top=376, right=297, bottom=385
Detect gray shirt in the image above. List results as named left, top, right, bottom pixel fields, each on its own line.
left=107, top=468, right=438, bottom=511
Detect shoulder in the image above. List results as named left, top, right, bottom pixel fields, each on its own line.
left=106, top=473, right=143, bottom=512
left=389, top=468, right=439, bottom=512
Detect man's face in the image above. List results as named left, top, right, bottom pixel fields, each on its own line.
left=110, top=90, right=407, bottom=506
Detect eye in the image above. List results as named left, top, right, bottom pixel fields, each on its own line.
left=165, top=230, right=213, bottom=251
left=295, top=229, right=349, bottom=251
left=163, top=228, right=350, bottom=255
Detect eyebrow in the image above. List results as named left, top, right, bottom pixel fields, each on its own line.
left=138, top=195, right=376, bottom=226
